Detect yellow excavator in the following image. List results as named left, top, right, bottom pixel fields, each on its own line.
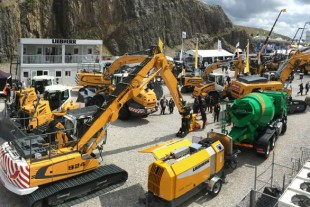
left=0, top=46, right=199, bottom=207
left=76, top=53, right=163, bottom=120
left=16, top=85, right=79, bottom=131
left=192, top=57, right=243, bottom=99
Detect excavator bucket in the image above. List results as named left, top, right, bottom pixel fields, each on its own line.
left=189, top=113, right=201, bottom=132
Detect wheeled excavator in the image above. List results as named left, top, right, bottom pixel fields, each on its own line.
left=14, top=85, right=79, bottom=131
left=7, top=76, right=56, bottom=117
left=192, top=57, right=243, bottom=99
left=0, top=46, right=199, bottom=207
left=76, top=53, right=163, bottom=120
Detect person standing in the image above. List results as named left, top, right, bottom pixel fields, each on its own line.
left=214, top=103, right=221, bottom=122
left=4, top=84, right=11, bottom=102
left=193, top=97, right=199, bottom=114
left=226, top=75, right=231, bottom=85
left=168, top=98, right=175, bottom=114
left=305, top=82, right=309, bottom=95
left=160, top=96, right=168, bottom=115
left=297, top=82, right=304, bottom=96
left=201, top=106, right=207, bottom=129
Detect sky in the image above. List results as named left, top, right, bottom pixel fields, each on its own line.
left=203, top=0, right=310, bottom=40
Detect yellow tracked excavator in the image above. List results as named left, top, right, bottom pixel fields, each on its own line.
left=76, top=53, right=163, bottom=120
left=0, top=46, right=199, bottom=207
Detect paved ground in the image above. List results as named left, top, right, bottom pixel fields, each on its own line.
left=0, top=68, right=309, bottom=207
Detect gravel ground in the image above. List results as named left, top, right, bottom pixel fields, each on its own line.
left=0, top=69, right=309, bottom=207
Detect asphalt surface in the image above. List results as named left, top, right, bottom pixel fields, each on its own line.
left=0, top=69, right=309, bottom=207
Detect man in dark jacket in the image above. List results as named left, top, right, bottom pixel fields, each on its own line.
left=160, top=96, right=168, bottom=115
left=297, top=82, right=304, bottom=96
left=305, top=82, right=309, bottom=95
left=214, top=103, right=221, bottom=122
left=168, top=98, right=175, bottom=114
left=201, top=106, right=207, bottom=129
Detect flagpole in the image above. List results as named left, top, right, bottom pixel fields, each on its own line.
left=195, top=38, right=199, bottom=76
left=180, top=34, right=183, bottom=61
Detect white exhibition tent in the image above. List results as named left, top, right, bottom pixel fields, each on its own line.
left=185, top=49, right=234, bottom=63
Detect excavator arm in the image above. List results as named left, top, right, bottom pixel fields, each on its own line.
left=101, top=54, right=148, bottom=84
left=276, top=50, right=310, bottom=83
left=202, top=61, right=223, bottom=80
left=76, top=54, right=147, bottom=86
left=77, top=46, right=194, bottom=153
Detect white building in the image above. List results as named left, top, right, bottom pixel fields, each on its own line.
left=17, top=38, right=103, bottom=85
left=184, top=49, right=234, bottom=65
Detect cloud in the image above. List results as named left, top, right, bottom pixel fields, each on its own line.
left=202, top=0, right=310, bottom=38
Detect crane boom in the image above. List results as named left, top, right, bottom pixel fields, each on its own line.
left=258, top=9, right=286, bottom=65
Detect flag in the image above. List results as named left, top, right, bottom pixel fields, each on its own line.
left=244, top=40, right=250, bottom=74
left=236, top=42, right=240, bottom=48
left=218, top=40, right=222, bottom=51
left=158, top=38, right=163, bottom=53
left=195, top=38, right=198, bottom=69
left=236, top=42, right=240, bottom=58
left=182, top=31, right=186, bottom=39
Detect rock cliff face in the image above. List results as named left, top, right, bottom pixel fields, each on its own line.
left=0, top=0, right=248, bottom=56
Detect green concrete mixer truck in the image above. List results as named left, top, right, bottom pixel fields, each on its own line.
left=224, top=90, right=288, bottom=158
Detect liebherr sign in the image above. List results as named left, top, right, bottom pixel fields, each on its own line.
left=52, top=39, right=77, bottom=44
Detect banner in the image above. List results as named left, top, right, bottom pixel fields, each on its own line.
left=195, top=39, right=198, bottom=69
left=182, top=31, right=187, bottom=39
left=245, top=40, right=250, bottom=74
left=218, top=40, right=222, bottom=51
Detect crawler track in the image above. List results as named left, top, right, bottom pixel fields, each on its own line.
left=25, top=164, right=128, bottom=207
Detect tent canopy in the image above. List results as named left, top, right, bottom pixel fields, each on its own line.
left=0, top=70, right=11, bottom=79
left=186, top=49, right=234, bottom=58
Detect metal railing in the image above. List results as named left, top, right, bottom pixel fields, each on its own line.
left=22, top=54, right=99, bottom=64
left=236, top=153, right=299, bottom=207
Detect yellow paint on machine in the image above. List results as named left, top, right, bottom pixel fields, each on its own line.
left=28, top=151, right=99, bottom=187
left=147, top=140, right=225, bottom=201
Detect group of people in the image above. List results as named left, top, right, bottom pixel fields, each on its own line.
left=297, top=81, right=310, bottom=96
left=193, top=95, right=221, bottom=129
left=3, top=80, right=26, bottom=102
left=159, top=96, right=175, bottom=115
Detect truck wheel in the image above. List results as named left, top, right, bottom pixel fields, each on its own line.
left=281, top=122, right=287, bottom=135
left=288, top=107, right=295, bottom=114
left=264, top=141, right=271, bottom=158
left=210, top=180, right=222, bottom=196
left=118, top=104, right=130, bottom=120
left=270, top=135, right=276, bottom=150
left=229, top=160, right=238, bottom=170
